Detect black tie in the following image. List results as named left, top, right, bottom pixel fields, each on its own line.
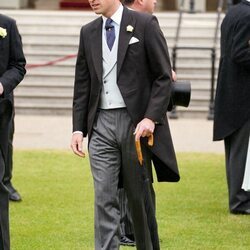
left=105, top=18, right=115, bottom=51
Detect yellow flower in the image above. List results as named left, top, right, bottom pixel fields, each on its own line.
left=0, top=27, right=7, bottom=38
left=126, top=25, right=134, bottom=33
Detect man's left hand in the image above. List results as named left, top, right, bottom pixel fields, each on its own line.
left=134, top=118, right=155, bottom=141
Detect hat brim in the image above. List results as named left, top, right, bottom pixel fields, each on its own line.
left=168, top=81, right=191, bottom=111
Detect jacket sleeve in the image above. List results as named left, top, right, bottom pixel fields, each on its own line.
left=0, top=19, right=26, bottom=96
left=72, top=26, right=90, bottom=135
left=231, top=13, right=250, bottom=69
left=143, top=16, right=172, bottom=123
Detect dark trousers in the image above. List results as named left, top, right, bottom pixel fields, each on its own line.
left=119, top=181, right=156, bottom=238
left=0, top=188, right=10, bottom=250
left=89, top=109, right=157, bottom=250
left=0, top=130, right=10, bottom=250
left=224, top=119, right=250, bottom=212
left=0, top=98, right=12, bottom=250
left=118, top=188, right=134, bottom=237
left=3, top=116, right=14, bottom=185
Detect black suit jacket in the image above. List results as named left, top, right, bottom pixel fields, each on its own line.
left=0, top=14, right=26, bottom=103
left=213, top=0, right=250, bottom=141
left=73, top=6, right=179, bottom=182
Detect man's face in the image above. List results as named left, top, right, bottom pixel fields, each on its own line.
left=88, top=0, right=120, bottom=17
left=141, top=0, right=157, bottom=14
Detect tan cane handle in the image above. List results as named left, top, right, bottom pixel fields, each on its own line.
left=135, top=134, right=154, bottom=166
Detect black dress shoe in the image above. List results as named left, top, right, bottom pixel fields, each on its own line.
left=230, top=208, right=250, bottom=215
left=120, top=235, right=136, bottom=247
left=5, top=183, right=22, bottom=202
left=9, top=190, right=22, bottom=202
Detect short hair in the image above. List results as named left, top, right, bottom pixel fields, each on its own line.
left=122, top=0, right=135, bottom=5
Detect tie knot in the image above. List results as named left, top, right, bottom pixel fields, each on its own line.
left=105, top=18, right=114, bottom=30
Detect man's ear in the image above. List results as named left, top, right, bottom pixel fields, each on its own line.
left=137, top=0, right=144, bottom=7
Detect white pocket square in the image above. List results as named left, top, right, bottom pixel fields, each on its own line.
left=129, top=37, right=139, bottom=45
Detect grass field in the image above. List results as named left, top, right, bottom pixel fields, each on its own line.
left=9, top=151, right=250, bottom=250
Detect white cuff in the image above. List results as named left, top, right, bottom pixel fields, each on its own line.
left=73, top=131, right=83, bottom=135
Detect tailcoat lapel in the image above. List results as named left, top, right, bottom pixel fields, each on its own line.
left=117, top=8, right=135, bottom=77
left=89, top=8, right=136, bottom=83
left=90, top=17, right=103, bottom=84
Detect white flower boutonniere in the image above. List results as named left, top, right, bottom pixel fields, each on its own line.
left=126, top=25, right=134, bottom=33
left=0, top=27, right=7, bottom=38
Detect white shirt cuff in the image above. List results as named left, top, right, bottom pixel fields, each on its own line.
left=73, top=131, right=83, bottom=135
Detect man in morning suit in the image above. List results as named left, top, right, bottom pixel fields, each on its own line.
left=71, top=0, right=179, bottom=248
left=0, top=14, right=26, bottom=203
left=213, top=0, right=250, bottom=214
left=0, top=13, right=26, bottom=250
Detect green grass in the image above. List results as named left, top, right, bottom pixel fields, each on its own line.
left=10, top=151, right=250, bottom=250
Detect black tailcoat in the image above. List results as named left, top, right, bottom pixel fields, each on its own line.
left=73, top=7, right=180, bottom=182
left=213, top=0, right=250, bottom=140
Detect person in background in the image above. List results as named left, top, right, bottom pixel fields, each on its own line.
left=71, top=0, right=179, bottom=248
left=213, top=0, right=250, bottom=214
left=0, top=13, right=26, bottom=249
left=123, top=0, right=156, bottom=13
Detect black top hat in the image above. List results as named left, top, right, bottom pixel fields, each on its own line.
left=167, top=81, right=191, bottom=111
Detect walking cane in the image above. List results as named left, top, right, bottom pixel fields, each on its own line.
left=135, top=134, right=160, bottom=250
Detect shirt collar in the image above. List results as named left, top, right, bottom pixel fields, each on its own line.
left=102, top=4, right=123, bottom=26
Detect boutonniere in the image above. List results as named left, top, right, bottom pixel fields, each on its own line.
left=126, top=25, right=134, bottom=33
left=0, top=27, right=7, bottom=38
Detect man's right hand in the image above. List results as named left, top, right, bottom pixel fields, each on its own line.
left=172, top=70, right=177, bottom=82
left=0, top=83, right=4, bottom=95
left=71, top=133, right=85, bottom=157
